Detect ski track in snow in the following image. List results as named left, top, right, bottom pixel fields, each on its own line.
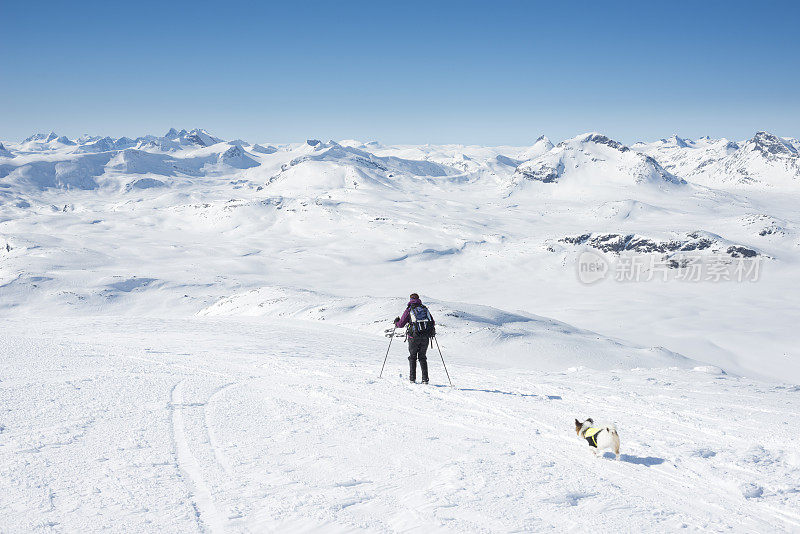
left=171, top=379, right=225, bottom=533
left=1, top=317, right=798, bottom=533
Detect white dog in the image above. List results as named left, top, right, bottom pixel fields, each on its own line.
left=575, top=418, right=620, bottom=459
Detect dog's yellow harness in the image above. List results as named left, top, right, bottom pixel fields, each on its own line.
left=584, top=427, right=602, bottom=448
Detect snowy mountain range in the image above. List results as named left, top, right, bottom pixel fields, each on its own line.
left=513, top=133, right=685, bottom=187
left=2, top=128, right=798, bottom=193
left=0, top=126, right=798, bottom=383
left=634, top=131, right=800, bottom=187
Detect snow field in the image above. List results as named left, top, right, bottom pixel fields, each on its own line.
left=2, top=128, right=800, bottom=531
left=1, top=317, right=798, bottom=532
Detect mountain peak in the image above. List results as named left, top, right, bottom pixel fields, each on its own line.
left=219, top=144, right=259, bottom=169
left=23, top=133, right=45, bottom=143
left=221, top=144, right=244, bottom=158
left=516, top=132, right=683, bottom=187
left=182, top=129, right=220, bottom=147
left=749, top=131, right=797, bottom=156
left=164, top=128, right=190, bottom=141
left=561, top=132, right=629, bottom=152
left=661, top=134, right=691, bottom=148
left=251, top=144, right=278, bottom=154
left=516, top=136, right=554, bottom=161
left=55, top=135, right=76, bottom=145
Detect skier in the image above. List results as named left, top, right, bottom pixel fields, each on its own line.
left=394, top=293, right=435, bottom=383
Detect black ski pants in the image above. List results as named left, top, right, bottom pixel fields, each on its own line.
left=408, top=336, right=429, bottom=382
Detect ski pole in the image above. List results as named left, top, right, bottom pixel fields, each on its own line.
left=379, top=327, right=395, bottom=378
left=433, top=336, right=453, bottom=387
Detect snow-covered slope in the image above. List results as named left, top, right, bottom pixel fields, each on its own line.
left=1, top=317, right=797, bottom=532
left=633, top=135, right=740, bottom=181
left=76, top=136, right=137, bottom=153
left=513, top=133, right=685, bottom=189
left=266, top=139, right=458, bottom=193
left=0, top=130, right=266, bottom=193
left=703, top=131, right=800, bottom=186
left=199, top=286, right=694, bottom=371
left=516, top=135, right=554, bottom=161
left=0, top=142, right=13, bottom=158
left=635, top=131, right=800, bottom=188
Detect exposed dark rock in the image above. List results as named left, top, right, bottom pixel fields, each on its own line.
left=517, top=161, right=564, bottom=183
left=627, top=236, right=683, bottom=253
left=726, top=246, right=758, bottom=258
left=184, top=133, right=207, bottom=147
left=558, top=231, right=761, bottom=259
left=561, top=234, right=591, bottom=245
left=558, top=133, right=629, bottom=152
left=749, top=131, right=797, bottom=157
left=680, top=238, right=714, bottom=251
left=742, top=214, right=786, bottom=237
left=589, top=234, right=633, bottom=253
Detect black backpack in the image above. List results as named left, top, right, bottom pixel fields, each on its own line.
left=408, top=304, right=434, bottom=337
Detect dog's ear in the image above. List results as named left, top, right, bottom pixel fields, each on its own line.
left=574, top=418, right=581, bottom=426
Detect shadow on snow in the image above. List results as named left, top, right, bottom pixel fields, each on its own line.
left=432, top=384, right=561, bottom=399
left=614, top=453, right=666, bottom=466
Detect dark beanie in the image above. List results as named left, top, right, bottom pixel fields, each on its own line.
left=410, top=293, right=419, bottom=299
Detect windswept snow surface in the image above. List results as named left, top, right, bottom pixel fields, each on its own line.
left=199, top=286, right=693, bottom=372
left=1, top=318, right=799, bottom=533
left=1, top=127, right=799, bottom=531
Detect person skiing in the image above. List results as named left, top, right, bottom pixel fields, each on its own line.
left=394, top=293, right=435, bottom=383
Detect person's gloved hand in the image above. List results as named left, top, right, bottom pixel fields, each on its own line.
left=394, top=316, right=400, bottom=323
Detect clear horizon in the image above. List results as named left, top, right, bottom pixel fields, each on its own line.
left=2, top=0, right=798, bottom=145
left=4, top=128, right=795, bottom=148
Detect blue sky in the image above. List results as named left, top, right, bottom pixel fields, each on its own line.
left=1, top=1, right=798, bottom=145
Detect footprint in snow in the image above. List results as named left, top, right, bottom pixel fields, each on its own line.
left=740, top=483, right=764, bottom=499
left=335, top=479, right=371, bottom=487
left=692, top=448, right=717, bottom=458
left=548, top=491, right=596, bottom=507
